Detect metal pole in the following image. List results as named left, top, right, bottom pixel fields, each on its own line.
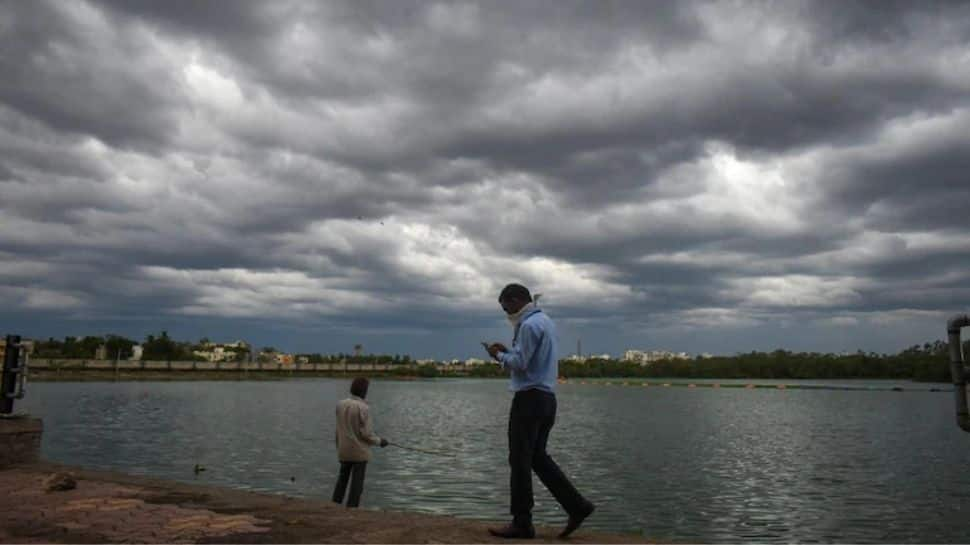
left=2, top=335, right=21, bottom=414
left=947, top=314, right=970, bottom=432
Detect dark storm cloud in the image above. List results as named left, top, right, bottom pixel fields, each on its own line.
left=0, top=2, right=186, bottom=149
left=1, top=0, right=969, bottom=357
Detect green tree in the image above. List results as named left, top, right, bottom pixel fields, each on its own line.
left=104, top=335, right=136, bottom=360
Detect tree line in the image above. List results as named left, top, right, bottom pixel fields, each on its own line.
left=33, top=332, right=202, bottom=362
left=26, top=333, right=969, bottom=382
left=454, top=339, right=967, bottom=382
left=557, top=340, right=964, bottom=382
left=30, top=332, right=415, bottom=365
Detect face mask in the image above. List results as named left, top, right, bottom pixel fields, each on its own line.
left=505, top=302, right=534, bottom=325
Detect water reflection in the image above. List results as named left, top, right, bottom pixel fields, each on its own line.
left=20, top=378, right=970, bottom=543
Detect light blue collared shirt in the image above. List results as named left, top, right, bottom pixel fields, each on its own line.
left=498, top=307, right=558, bottom=394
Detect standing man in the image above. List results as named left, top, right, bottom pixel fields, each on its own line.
left=485, top=283, right=595, bottom=539
left=332, top=377, right=388, bottom=508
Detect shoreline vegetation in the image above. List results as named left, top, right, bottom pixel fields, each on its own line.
left=18, top=332, right=966, bottom=383
left=28, top=338, right=962, bottom=383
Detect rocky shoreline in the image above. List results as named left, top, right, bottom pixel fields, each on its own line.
left=0, top=462, right=649, bottom=543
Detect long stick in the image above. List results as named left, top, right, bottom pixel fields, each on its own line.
left=387, top=441, right=455, bottom=457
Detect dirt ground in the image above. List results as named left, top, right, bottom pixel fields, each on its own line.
left=0, top=462, right=650, bottom=544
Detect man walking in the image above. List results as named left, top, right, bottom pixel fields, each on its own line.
left=485, top=283, right=595, bottom=539
left=332, top=377, right=388, bottom=508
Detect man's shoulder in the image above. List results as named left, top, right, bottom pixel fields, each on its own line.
left=522, top=310, right=553, bottom=330
left=337, top=397, right=366, bottom=409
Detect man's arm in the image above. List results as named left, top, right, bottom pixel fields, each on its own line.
left=499, top=323, right=540, bottom=372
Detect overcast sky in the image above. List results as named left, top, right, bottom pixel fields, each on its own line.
left=1, top=1, right=969, bottom=359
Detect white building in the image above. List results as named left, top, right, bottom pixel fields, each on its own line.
left=623, top=349, right=691, bottom=365
left=194, top=341, right=251, bottom=362
left=564, top=353, right=612, bottom=363
left=130, top=345, right=143, bottom=361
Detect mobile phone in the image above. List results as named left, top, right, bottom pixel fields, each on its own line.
left=481, top=341, right=490, bottom=350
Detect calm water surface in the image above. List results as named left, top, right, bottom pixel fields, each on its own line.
left=19, top=378, right=970, bottom=543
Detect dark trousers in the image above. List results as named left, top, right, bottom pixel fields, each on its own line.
left=508, top=388, right=588, bottom=527
left=332, top=461, right=367, bottom=507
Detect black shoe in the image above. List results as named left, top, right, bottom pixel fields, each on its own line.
left=559, top=502, right=595, bottom=538
left=488, top=523, right=536, bottom=539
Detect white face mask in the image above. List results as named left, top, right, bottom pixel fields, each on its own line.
left=505, top=302, right=535, bottom=325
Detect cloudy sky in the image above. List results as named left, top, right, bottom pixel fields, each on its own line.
left=1, top=1, right=969, bottom=359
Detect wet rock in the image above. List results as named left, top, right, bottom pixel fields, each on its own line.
left=43, top=472, right=77, bottom=492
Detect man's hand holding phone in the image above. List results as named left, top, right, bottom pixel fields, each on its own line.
left=483, top=341, right=507, bottom=361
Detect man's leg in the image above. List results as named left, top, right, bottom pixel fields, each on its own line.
left=332, top=462, right=353, bottom=504
left=346, top=462, right=368, bottom=508
left=532, top=393, right=588, bottom=515
left=508, top=390, right=541, bottom=528
left=532, top=393, right=595, bottom=537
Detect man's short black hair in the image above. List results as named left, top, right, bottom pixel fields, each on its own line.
left=499, top=283, right=532, bottom=303
left=350, top=377, right=369, bottom=398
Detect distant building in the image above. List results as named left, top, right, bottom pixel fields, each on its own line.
left=130, top=345, right=143, bottom=361
left=623, top=349, right=691, bottom=365
left=274, top=353, right=294, bottom=365
left=464, top=358, right=487, bottom=366
left=194, top=341, right=248, bottom=362
left=432, top=358, right=464, bottom=366
left=95, top=344, right=108, bottom=360
left=565, top=353, right=611, bottom=363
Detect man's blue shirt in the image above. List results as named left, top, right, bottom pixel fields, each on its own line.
left=498, top=307, right=558, bottom=394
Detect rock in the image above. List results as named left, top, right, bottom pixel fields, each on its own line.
left=43, top=472, right=76, bottom=492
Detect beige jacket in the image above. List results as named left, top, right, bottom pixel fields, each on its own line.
left=335, top=395, right=382, bottom=462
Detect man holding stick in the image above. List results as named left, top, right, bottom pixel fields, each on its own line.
left=485, top=283, right=595, bottom=539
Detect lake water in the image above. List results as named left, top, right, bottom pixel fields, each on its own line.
left=19, top=378, right=970, bottom=543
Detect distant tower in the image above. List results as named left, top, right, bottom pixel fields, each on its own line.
left=577, top=339, right=582, bottom=358
left=354, top=344, right=363, bottom=357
